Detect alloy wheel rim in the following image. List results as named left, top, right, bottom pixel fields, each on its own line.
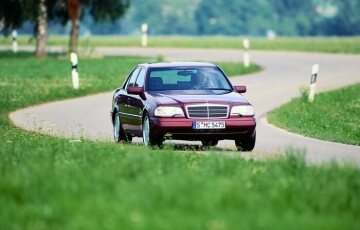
left=143, top=116, right=150, bottom=145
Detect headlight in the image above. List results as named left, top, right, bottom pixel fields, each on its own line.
left=230, top=105, right=254, bottom=116
left=154, top=106, right=185, bottom=117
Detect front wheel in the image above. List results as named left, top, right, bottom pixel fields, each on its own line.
left=235, top=132, right=256, bottom=151
left=113, top=112, right=132, bottom=143
left=142, top=114, right=163, bottom=147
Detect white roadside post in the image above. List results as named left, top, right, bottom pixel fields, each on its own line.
left=12, top=30, right=18, bottom=53
left=267, top=29, right=276, bottom=40
left=70, top=52, right=79, bottom=89
left=308, top=64, right=319, bottom=102
left=243, top=38, right=250, bottom=68
left=141, top=23, right=148, bottom=47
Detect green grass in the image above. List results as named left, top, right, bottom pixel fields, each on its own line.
left=2, top=35, right=360, bottom=53
left=268, top=84, right=360, bottom=145
left=217, top=62, right=260, bottom=77
left=1, top=52, right=360, bottom=229
left=2, top=142, right=360, bottom=229
left=0, top=51, right=257, bottom=111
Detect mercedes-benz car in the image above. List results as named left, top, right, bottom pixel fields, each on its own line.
left=111, top=62, right=256, bottom=151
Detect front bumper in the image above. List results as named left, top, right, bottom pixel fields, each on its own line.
left=150, top=116, right=256, bottom=141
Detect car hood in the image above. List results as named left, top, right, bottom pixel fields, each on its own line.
left=148, top=90, right=250, bottom=105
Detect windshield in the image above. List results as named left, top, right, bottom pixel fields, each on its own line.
left=147, top=66, right=232, bottom=91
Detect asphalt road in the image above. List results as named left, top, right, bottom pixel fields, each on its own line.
left=9, top=47, right=360, bottom=164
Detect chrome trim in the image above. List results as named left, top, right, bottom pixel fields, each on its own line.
left=185, top=103, right=229, bottom=119
left=119, top=112, right=142, bottom=118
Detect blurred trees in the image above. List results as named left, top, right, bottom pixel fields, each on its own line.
left=2, top=0, right=360, bottom=37
left=36, top=0, right=48, bottom=57
left=268, top=0, right=316, bottom=35
left=51, top=0, right=130, bottom=52
left=0, top=0, right=59, bottom=57
left=121, top=0, right=200, bottom=35
left=117, top=0, right=360, bottom=36
left=0, top=0, right=25, bottom=33
left=0, top=0, right=130, bottom=53
left=195, top=0, right=273, bottom=35
left=319, top=0, right=360, bottom=35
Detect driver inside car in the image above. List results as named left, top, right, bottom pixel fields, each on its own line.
left=193, top=71, right=211, bottom=89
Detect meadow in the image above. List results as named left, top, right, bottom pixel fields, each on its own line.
left=1, top=35, right=360, bottom=54
left=0, top=52, right=359, bottom=229
left=268, top=84, right=360, bottom=146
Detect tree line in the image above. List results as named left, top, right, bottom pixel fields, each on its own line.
left=1, top=0, right=359, bottom=57
left=1, top=0, right=130, bottom=57
left=50, top=0, right=357, bottom=37
left=123, top=0, right=359, bottom=36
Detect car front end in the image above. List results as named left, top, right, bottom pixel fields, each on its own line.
left=148, top=101, right=256, bottom=141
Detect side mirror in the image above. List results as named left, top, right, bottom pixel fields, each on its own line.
left=234, top=86, right=247, bottom=93
left=127, top=86, right=144, bottom=95
left=127, top=86, right=146, bottom=100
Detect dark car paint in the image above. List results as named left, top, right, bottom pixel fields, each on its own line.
left=111, top=62, right=256, bottom=142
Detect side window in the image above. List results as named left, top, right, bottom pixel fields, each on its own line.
left=126, top=68, right=140, bottom=89
left=134, top=68, right=146, bottom=87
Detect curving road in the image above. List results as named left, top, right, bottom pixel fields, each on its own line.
left=10, top=47, right=360, bottom=164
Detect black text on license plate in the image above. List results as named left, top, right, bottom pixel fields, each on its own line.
left=193, top=121, right=226, bottom=129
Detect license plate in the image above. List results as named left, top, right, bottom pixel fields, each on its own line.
left=193, top=121, right=226, bottom=129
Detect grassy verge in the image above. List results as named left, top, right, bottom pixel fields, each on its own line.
left=1, top=52, right=360, bottom=229
left=217, top=62, right=260, bottom=77
left=268, top=84, right=360, bottom=145
left=2, top=35, right=360, bottom=54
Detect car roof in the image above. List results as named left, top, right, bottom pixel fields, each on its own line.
left=138, top=62, right=218, bottom=68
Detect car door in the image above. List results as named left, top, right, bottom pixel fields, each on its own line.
left=118, top=67, right=141, bottom=132
left=122, top=67, right=146, bottom=135
left=128, top=68, right=146, bottom=135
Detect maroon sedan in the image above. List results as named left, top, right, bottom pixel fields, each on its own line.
left=111, top=62, right=256, bottom=151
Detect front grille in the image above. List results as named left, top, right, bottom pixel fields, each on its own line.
left=186, top=104, right=228, bottom=119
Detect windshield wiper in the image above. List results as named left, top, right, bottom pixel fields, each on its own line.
left=202, top=88, right=232, bottom=91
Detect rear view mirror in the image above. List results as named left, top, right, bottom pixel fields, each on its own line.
left=234, top=86, right=246, bottom=93
left=177, top=70, right=195, bottom=76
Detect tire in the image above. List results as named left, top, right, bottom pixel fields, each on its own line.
left=201, top=140, right=218, bottom=147
left=235, top=132, right=256, bottom=151
left=142, top=113, right=163, bottom=147
left=113, top=112, right=132, bottom=143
